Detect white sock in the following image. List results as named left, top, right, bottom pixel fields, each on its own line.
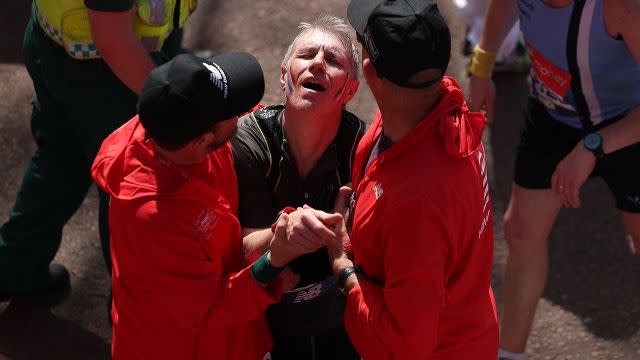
left=498, top=347, right=526, bottom=360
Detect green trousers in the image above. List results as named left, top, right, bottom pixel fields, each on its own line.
left=0, top=7, right=182, bottom=293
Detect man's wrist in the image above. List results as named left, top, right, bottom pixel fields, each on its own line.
left=251, top=250, right=284, bottom=286
left=333, top=257, right=354, bottom=278
left=337, top=265, right=362, bottom=295
left=267, top=249, right=288, bottom=268
left=469, top=45, right=497, bottom=79
left=583, top=132, right=605, bottom=160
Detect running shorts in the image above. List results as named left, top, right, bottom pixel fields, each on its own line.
left=514, top=98, right=640, bottom=212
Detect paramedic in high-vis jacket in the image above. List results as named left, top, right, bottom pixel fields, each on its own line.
left=0, top=0, right=196, bottom=302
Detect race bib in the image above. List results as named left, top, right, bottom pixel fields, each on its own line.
left=526, top=43, right=576, bottom=113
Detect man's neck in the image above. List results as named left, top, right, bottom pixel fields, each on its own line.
left=376, top=88, right=441, bottom=143
left=282, top=106, right=342, bottom=178
left=154, top=142, right=199, bottom=166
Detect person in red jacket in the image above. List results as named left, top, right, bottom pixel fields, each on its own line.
left=323, top=1, right=499, bottom=358
left=91, top=52, right=342, bottom=359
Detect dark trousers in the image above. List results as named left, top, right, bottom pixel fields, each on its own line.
left=270, top=326, right=360, bottom=360
left=0, top=7, right=181, bottom=293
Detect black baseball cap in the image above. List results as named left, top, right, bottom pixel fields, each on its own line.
left=347, top=0, right=451, bottom=88
left=138, top=52, right=265, bottom=149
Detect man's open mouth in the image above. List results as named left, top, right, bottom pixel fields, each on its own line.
left=302, top=81, right=326, bottom=92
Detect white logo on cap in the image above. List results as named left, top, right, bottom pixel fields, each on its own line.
left=364, top=28, right=380, bottom=62
left=202, top=62, right=229, bottom=99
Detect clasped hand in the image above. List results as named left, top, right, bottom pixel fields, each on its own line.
left=269, top=207, right=342, bottom=268
left=270, top=186, right=355, bottom=275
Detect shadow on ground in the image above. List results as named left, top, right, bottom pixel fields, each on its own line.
left=489, top=72, right=640, bottom=342
left=0, top=300, right=110, bottom=360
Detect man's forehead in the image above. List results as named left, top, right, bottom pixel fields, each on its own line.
left=294, top=30, right=349, bottom=55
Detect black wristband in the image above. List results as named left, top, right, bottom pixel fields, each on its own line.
left=338, top=266, right=361, bottom=289
left=251, top=250, right=284, bottom=286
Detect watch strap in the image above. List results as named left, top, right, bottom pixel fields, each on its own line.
left=338, top=266, right=362, bottom=289
left=584, top=132, right=605, bottom=160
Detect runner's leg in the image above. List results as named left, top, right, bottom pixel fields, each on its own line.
left=620, top=212, right=640, bottom=254
left=500, top=183, right=563, bottom=353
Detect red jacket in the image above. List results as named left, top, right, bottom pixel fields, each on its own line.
left=92, top=116, right=278, bottom=360
left=346, top=77, right=499, bottom=359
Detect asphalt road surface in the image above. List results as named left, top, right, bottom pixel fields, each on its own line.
left=0, top=1, right=638, bottom=359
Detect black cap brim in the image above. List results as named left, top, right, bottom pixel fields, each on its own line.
left=347, top=0, right=382, bottom=36
left=205, top=52, right=265, bottom=119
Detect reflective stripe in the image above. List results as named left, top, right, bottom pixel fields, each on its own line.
left=35, top=4, right=101, bottom=59
left=66, top=42, right=100, bottom=59
left=34, top=5, right=63, bottom=45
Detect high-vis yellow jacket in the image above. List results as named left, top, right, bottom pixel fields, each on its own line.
left=34, top=0, right=196, bottom=59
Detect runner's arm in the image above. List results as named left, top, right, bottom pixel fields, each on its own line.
left=551, top=0, right=640, bottom=207
left=599, top=0, right=640, bottom=154
left=243, top=227, right=272, bottom=263
left=469, top=0, right=520, bottom=120
left=477, top=0, right=520, bottom=52
left=232, top=117, right=282, bottom=262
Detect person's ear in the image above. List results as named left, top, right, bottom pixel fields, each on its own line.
left=342, top=79, right=360, bottom=106
left=196, top=131, right=216, bottom=146
left=362, top=57, right=377, bottom=81
left=280, top=64, right=287, bottom=92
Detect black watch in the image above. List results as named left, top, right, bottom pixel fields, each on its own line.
left=338, top=266, right=362, bottom=293
left=583, top=132, right=605, bottom=160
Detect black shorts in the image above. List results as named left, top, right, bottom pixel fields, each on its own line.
left=514, top=98, right=640, bottom=212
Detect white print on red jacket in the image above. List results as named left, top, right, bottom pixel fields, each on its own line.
left=526, top=43, right=576, bottom=114
left=477, top=145, right=491, bottom=239
left=193, top=207, right=219, bottom=240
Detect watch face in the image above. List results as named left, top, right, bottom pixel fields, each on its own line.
left=584, top=133, right=602, bottom=150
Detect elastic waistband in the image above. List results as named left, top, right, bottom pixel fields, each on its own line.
left=279, top=276, right=337, bottom=304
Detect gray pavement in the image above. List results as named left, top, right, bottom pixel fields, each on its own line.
left=0, top=1, right=638, bottom=359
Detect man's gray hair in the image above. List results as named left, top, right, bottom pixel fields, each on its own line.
left=282, top=15, right=360, bottom=79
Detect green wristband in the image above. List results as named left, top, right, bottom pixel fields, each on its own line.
left=251, top=250, right=284, bottom=286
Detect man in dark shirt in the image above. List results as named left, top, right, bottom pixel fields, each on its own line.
left=231, top=15, right=365, bottom=360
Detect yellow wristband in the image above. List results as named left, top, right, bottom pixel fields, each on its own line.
left=469, top=45, right=497, bottom=78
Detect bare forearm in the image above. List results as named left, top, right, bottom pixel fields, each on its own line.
left=242, top=228, right=272, bottom=264
left=88, top=9, right=157, bottom=94
left=99, top=37, right=156, bottom=94
left=479, top=0, right=520, bottom=52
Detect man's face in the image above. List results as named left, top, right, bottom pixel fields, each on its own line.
left=207, top=117, right=239, bottom=151
left=282, top=30, right=356, bottom=112
left=184, top=117, right=239, bottom=164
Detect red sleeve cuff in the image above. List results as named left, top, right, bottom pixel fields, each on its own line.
left=235, top=266, right=282, bottom=315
